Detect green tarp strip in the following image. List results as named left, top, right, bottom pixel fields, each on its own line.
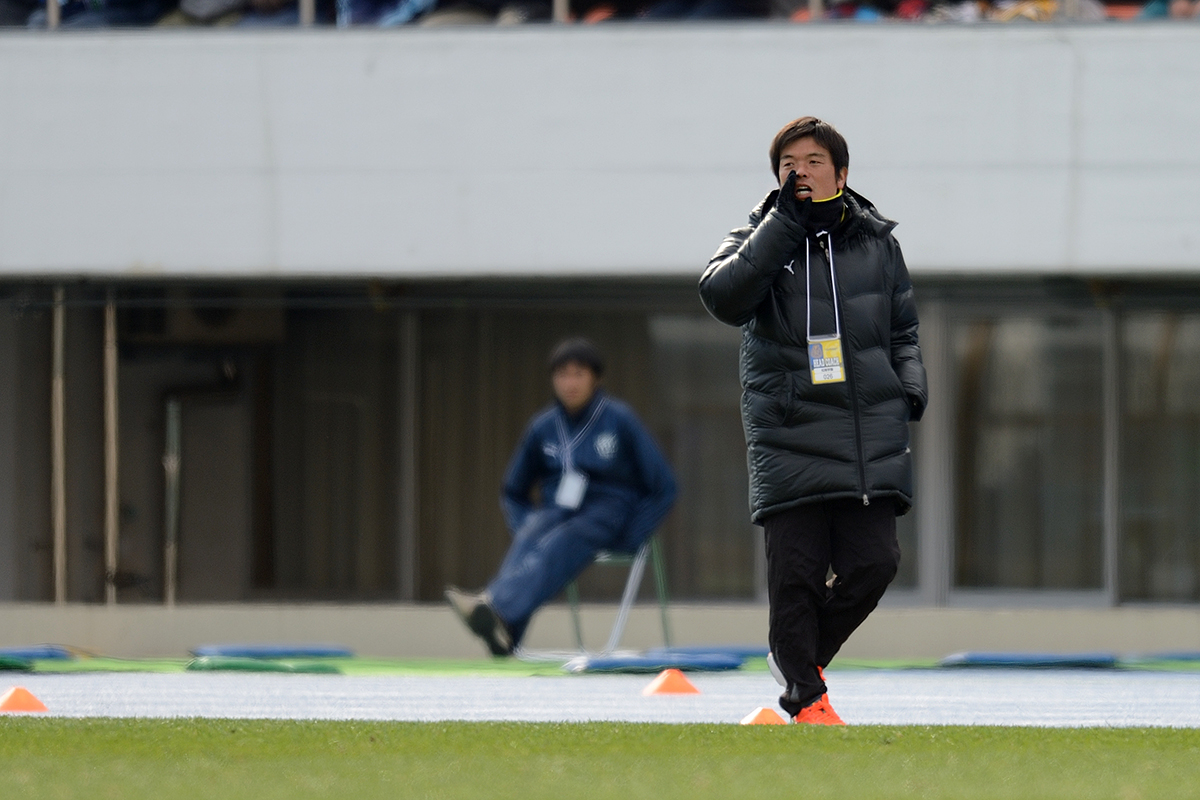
left=0, top=655, right=33, bottom=671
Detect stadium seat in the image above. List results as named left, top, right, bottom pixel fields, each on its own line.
left=565, top=536, right=671, bottom=654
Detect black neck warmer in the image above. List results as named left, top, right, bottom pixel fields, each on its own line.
left=808, top=191, right=845, bottom=234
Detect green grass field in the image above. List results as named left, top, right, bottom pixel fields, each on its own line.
left=3, top=718, right=1198, bottom=799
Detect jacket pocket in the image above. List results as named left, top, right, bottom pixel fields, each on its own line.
left=869, top=444, right=911, bottom=465
left=742, top=387, right=786, bottom=431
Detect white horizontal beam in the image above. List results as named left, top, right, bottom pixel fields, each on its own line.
left=1, top=26, right=1197, bottom=278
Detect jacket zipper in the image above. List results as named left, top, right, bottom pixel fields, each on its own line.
left=819, top=233, right=870, bottom=506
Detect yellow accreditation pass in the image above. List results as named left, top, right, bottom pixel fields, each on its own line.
left=808, top=337, right=846, bottom=384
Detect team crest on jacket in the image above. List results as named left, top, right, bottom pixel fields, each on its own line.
left=594, top=432, right=618, bottom=460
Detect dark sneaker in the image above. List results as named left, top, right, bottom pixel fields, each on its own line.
left=468, top=601, right=514, bottom=657
left=445, top=586, right=479, bottom=626
left=444, top=586, right=514, bottom=657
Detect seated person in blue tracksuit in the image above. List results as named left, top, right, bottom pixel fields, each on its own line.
left=446, top=337, right=677, bottom=656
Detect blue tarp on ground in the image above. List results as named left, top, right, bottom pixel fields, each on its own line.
left=564, top=652, right=745, bottom=673
left=940, top=652, right=1118, bottom=669
left=0, top=645, right=75, bottom=661
left=644, top=645, right=769, bottom=659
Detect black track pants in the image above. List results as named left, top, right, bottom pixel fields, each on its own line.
left=764, top=498, right=900, bottom=716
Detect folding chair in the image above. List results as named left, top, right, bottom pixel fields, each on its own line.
left=565, top=535, right=671, bottom=654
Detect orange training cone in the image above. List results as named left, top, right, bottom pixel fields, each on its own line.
left=0, top=687, right=48, bottom=713
left=642, top=668, right=700, bottom=696
left=739, top=706, right=787, bottom=725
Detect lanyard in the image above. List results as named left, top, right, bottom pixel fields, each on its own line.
left=805, top=231, right=840, bottom=343
left=804, top=231, right=846, bottom=385
left=552, top=397, right=605, bottom=510
left=553, top=396, right=608, bottom=471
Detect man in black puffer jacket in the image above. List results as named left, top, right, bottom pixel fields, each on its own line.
left=699, top=116, right=926, bottom=725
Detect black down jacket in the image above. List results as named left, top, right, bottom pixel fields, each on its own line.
left=699, top=187, right=927, bottom=522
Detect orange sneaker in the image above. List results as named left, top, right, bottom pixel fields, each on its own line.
left=792, top=695, right=845, bottom=726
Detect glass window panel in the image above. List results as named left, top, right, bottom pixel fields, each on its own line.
left=1120, top=313, right=1200, bottom=601
left=650, top=315, right=758, bottom=598
left=953, top=315, right=1104, bottom=589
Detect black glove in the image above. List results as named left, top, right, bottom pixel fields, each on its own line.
left=775, top=171, right=813, bottom=230
left=907, top=393, right=926, bottom=422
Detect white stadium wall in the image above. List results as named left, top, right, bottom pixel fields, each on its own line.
left=0, top=24, right=1198, bottom=280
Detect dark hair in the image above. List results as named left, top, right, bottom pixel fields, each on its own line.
left=769, top=117, right=849, bottom=179
left=549, top=337, right=605, bottom=378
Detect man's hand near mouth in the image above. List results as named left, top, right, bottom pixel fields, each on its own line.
left=775, top=170, right=814, bottom=229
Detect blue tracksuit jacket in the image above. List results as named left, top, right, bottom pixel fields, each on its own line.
left=500, top=390, right=677, bottom=553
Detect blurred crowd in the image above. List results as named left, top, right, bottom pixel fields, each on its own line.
left=0, top=0, right=1195, bottom=31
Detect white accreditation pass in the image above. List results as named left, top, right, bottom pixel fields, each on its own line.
left=554, top=467, right=589, bottom=510
left=806, top=231, right=846, bottom=386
